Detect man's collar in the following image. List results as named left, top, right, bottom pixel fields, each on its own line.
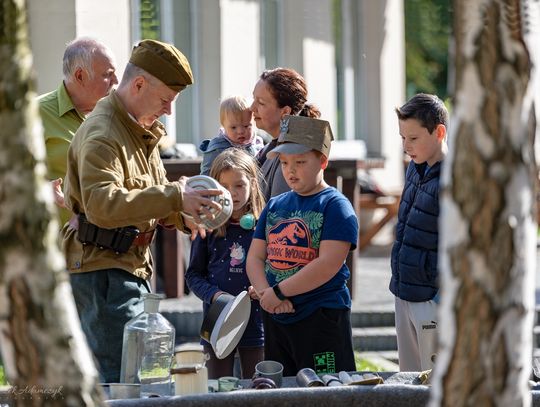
left=109, top=91, right=166, bottom=141
left=58, top=82, right=84, bottom=119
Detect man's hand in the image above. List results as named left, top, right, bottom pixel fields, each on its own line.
left=51, top=178, right=66, bottom=208
left=179, top=176, right=223, bottom=227
left=184, top=217, right=209, bottom=240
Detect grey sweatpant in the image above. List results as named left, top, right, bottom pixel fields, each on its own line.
left=394, top=296, right=438, bottom=372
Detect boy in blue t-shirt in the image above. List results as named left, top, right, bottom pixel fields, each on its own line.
left=247, top=115, right=358, bottom=376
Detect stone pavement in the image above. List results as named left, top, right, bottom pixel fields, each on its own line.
left=159, top=242, right=396, bottom=321
left=160, top=222, right=397, bottom=316
left=352, top=243, right=393, bottom=312
left=160, top=224, right=540, bottom=321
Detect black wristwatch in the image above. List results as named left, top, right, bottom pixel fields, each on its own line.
left=272, top=283, right=288, bottom=301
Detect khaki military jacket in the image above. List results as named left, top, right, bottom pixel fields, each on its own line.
left=62, top=91, right=185, bottom=279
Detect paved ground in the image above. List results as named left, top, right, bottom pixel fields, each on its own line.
left=352, top=242, right=393, bottom=312
left=161, top=221, right=540, bottom=312
left=160, top=230, right=396, bottom=313
left=352, top=228, right=540, bottom=310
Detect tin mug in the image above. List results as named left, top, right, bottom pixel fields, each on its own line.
left=254, top=360, right=283, bottom=388
left=218, top=376, right=240, bottom=392
left=182, top=175, right=232, bottom=230
left=296, top=368, right=325, bottom=387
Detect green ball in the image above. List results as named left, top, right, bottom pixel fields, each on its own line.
left=240, top=213, right=255, bottom=230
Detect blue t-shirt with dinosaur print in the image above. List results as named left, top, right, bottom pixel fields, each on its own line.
left=254, top=186, right=358, bottom=324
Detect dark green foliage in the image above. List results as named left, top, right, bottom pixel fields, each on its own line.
left=405, top=0, right=452, bottom=100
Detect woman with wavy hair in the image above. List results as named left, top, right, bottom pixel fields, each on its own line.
left=251, top=68, right=320, bottom=200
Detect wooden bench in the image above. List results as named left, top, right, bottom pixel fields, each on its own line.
left=358, top=193, right=400, bottom=250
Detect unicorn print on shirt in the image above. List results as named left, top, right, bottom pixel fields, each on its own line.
left=229, top=242, right=246, bottom=267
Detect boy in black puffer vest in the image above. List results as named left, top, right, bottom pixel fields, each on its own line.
left=390, top=93, right=448, bottom=372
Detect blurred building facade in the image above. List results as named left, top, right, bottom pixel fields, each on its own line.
left=28, top=0, right=405, bottom=189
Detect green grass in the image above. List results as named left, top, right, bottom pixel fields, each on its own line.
left=354, top=352, right=388, bottom=372
left=0, top=364, right=6, bottom=386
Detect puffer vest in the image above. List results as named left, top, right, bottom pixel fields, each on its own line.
left=389, top=161, right=441, bottom=302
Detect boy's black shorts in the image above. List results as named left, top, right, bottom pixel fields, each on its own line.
left=262, top=307, right=356, bottom=376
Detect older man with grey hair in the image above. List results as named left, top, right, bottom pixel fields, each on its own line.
left=38, top=37, right=118, bottom=225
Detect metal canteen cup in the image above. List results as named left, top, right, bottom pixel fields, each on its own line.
left=296, top=368, right=325, bottom=387
left=253, top=360, right=283, bottom=388
left=183, top=175, right=233, bottom=230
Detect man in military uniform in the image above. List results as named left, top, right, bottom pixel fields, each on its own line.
left=62, top=39, right=221, bottom=382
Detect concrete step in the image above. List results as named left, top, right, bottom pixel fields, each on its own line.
left=160, top=292, right=400, bottom=352
left=161, top=295, right=397, bottom=340
left=160, top=299, right=202, bottom=344
left=351, top=309, right=395, bottom=328
left=352, top=326, right=397, bottom=352
left=162, top=301, right=540, bottom=357
left=163, top=310, right=398, bottom=346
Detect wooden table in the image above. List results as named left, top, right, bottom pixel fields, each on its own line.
left=156, top=157, right=384, bottom=298
left=358, top=193, right=400, bottom=250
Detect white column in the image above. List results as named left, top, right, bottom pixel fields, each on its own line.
left=357, top=0, right=405, bottom=190
left=28, top=0, right=77, bottom=94
left=28, top=0, right=131, bottom=94
left=220, top=0, right=260, bottom=99
left=302, top=0, right=337, bottom=130
left=342, top=0, right=356, bottom=141
left=75, top=0, right=131, bottom=78
left=279, top=0, right=337, bottom=130
left=190, top=0, right=222, bottom=144
left=377, top=0, right=405, bottom=190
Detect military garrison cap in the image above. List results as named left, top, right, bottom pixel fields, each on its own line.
left=129, top=39, right=193, bottom=91
left=268, top=115, right=334, bottom=158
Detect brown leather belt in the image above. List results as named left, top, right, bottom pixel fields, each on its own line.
left=132, top=229, right=155, bottom=246
left=68, top=214, right=155, bottom=247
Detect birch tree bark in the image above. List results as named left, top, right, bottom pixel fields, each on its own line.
left=0, top=1, right=103, bottom=405
left=430, top=0, right=538, bottom=406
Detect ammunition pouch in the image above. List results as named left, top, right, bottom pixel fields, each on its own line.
left=77, top=214, right=139, bottom=254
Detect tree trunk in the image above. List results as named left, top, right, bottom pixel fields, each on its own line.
left=430, top=1, right=537, bottom=406
left=0, top=1, right=103, bottom=405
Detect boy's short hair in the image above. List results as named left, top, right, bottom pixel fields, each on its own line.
left=220, top=95, right=251, bottom=125
left=395, top=93, right=448, bottom=133
left=268, top=115, right=334, bottom=158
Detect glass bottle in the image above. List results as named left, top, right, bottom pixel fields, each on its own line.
left=120, top=293, right=175, bottom=396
